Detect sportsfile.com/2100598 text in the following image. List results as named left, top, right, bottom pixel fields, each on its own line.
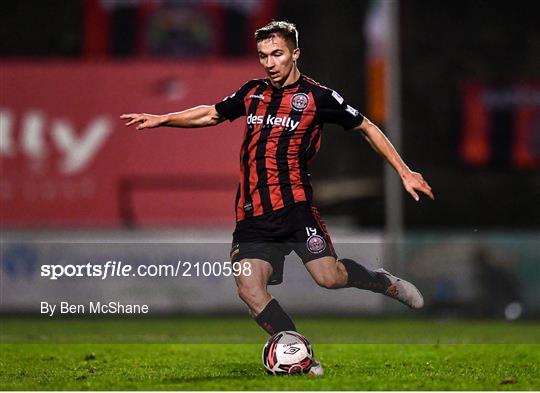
left=40, top=261, right=252, bottom=280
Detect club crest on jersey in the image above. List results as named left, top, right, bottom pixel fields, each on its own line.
left=305, top=227, right=326, bottom=254
left=291, top=93, right=309, bottom=111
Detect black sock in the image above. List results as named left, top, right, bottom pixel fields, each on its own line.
left=340, top=258, right=390, bottom=293
left=255, top=299, right=296, bottom=335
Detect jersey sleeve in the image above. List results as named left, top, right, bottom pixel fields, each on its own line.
left=214, top=80, right=258, bottom=122
left=316, top=88, right=365, bottom=130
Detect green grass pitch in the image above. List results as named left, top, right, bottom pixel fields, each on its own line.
left=1, top=316, right=539, bottom=390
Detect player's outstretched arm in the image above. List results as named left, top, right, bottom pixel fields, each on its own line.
left=120, top=105, right=225, bottom=130
left=355, top=117, right=435, bottom=201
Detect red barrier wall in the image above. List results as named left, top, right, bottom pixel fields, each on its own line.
left=0, top=60, right=262, bottom=227
left=460, top=82, right=540, bottom=169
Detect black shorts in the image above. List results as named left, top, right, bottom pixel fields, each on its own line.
left=231, top=202, right=336, bottom=285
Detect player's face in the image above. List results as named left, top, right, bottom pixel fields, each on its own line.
left=257, top=34, right=300, bottom=87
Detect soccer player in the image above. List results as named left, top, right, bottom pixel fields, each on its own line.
left=121, top=21, right=434, bottom=375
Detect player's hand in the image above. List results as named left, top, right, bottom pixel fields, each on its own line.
left=120, top=113, right=165, bottom=130
left=401, top=170, right=434, bottom=201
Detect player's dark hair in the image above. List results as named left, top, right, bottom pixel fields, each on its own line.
left=255, top=21, right=298, bottom=49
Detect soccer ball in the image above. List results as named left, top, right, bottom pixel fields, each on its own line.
left=262, top=330, right=314, bottom=375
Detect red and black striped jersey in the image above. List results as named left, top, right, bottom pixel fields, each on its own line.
left=215, top=74, right=364, bottom=222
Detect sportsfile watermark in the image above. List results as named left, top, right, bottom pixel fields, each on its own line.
left=40, top=260, right=252, bottom=280
left=1, top=237, right=538, bottom=344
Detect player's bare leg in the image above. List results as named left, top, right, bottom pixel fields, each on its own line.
left=234, top=258, right=273, bottom=315
left=303, top=256, right=348, bottom=288
left=234, top=258, right=323, bottom=375
left=234, top=258, right=296, bottom=334
left=305, top=256, right=424, bottom=309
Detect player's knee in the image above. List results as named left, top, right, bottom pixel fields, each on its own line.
left=314, top=271, right=341, bottom=289
left=237, top=282, right=266, bottom=307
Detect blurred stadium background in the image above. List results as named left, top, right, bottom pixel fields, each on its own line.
left=1, top=0, right=539, bottom=321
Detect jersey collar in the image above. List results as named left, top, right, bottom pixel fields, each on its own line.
left=267, top=74, right=303, bottom=91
